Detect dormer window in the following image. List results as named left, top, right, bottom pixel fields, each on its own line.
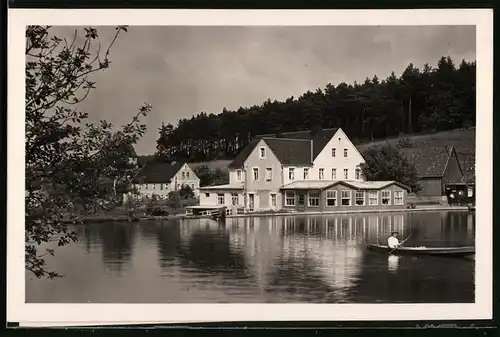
left=236, top=170, right=242, bottom=180
left=303, top=168, right=309, bottom=180
left=289, top=167, right=295, bottom=180
left=259, top=147, right=266, bottom=159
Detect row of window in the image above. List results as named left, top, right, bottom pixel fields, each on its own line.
left=212, top=192, right=278, bottom=208
left=181, top=171, right=191, bottom=179
left=331, top=147, right=349, bottom=158
left=138, top=183, right=196, bottom=190
left=237, top=167, right=362, bottom=182
left=284, top=190, right=404, bottom=207
left=259, top=146, right=350, bottom=160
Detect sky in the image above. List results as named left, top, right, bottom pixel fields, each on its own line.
left=52, top=25, right=476, bottom=154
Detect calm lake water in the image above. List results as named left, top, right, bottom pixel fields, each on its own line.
left=26, top=211, right=475, bottom=303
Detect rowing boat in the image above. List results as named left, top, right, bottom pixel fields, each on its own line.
left=366, top=244, right=475, bottom=257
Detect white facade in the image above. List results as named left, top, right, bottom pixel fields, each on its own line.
left=199, top=128, right=365, bottom=211
left=132, top=163, right=200, bottom=200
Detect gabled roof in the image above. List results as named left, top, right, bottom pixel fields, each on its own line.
left=258, top=128, right=338, bottom=160
left=132, top=161, right=185, bottom=184
left=263, top=138, right=312, bottom=166
left=228, top=128, right=338, bottom=169
left=399, top=145, right=461, bottom=178
left=228, top=138, right=262, bottom=169
left=281, top=180, right=411, bottom=191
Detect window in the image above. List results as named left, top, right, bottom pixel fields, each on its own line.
left=467, top=187, right=473, bottom=197
left=381, top=190, right=391, bottom=205
left=288, top=167, right=295, bottom=180
left=355, top=168, right=361, bottom=180
left=182, top=172, right=186, bottom=179
left=355, top=191, right=365, bottom=205
left=332, top=148, right=336, bottom=157
left=331, top=168, right=337, bottom=180
left=394, top=191, right=404, bottom=205
left=303, top=168, right=309, bottom=180
left=344, top=148, right=348, bottom=157
left=160, top=184, right=163, bottom=190
left=145, top=184, right=148, bottom=189
left=319, top=168, right=325, bottom=179
left=186, top=171, right=190, bottom=178
left=369, top=191, right=379, bottom=205
left=341, top=190, right=351, bottom=206
left=259, top=147, right=266, bottom=158
left=338, top=137, right=341, bottom=142
left=153, top=184, right=156, bottom=189
left=253, top=168, right=259, bottom=181
left=285, top=191, right=295, bottom=206
left=266, top=167, right=272, bottom=181
left=344, top=169, right=349, bottom=179
left=236, top=170, right=242, bottom=180
left=308, top=191, right=320, bottom=207
left=270, top=193, right=277, bottom=207
left=231, top=193, right=238, bottom=206
left=217, top=193, right=225, bottom=205
left=326, top=190, right=337, bottom=206
left=191, top=184, right=194, bottom=189
left=205, top=193, right=210, bottom=198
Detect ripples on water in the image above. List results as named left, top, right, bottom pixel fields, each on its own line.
left=26, top=211, right=475, bottom=303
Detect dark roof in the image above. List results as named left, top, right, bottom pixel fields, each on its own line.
left=263, top=138, right=312, bottom=166
left=228, top=128, right=338, bottom=169
left=258, top=128, right=338, bottom=160
left=132, top=162, right=185, bottom=184
left=228, top=138, right=262, bottom=169
left=399, top=145, right=459, bottom=178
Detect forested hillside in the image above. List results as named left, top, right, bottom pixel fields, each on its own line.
left=155, top=56, right=475, bottom=162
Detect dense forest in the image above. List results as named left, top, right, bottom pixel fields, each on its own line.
left=155, top=56, right=476, bottom=163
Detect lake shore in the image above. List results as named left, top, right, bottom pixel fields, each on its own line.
left=61, top=204, right=471, bottom=224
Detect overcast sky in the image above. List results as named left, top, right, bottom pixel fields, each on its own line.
left=52, top=26, right=476, bottom=154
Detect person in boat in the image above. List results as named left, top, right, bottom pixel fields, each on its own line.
left=387, top=231, right=401, bottom=249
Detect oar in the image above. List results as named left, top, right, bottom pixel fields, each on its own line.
left=389, top=234, right=412, bottom=254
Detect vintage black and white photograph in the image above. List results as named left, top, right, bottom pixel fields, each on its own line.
left=8, top=9, right=493, bottom=325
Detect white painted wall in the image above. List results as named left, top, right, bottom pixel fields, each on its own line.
left=311, top=128, right=366, bottom=181
left=229, top=169, right=244, bottom=185
left=199, top=190, right=245, bottom=207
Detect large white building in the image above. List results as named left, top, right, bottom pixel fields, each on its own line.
left=198, top=128, right=404, bottom=212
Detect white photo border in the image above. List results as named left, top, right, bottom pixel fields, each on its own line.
left=7, top=8, right=493, bottom=326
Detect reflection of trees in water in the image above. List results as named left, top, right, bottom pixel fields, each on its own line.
left=98, top=223, right=137, bottom=273
left=347, top=251, right=474, bottom=303
left=156, top=221, right=182, bottom=268
left=175, top=229, right=250, bottom=278
left=73, top=224, right=101, bottom=254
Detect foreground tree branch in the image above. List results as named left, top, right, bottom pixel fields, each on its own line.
left=25, top=25, right=151, bottom=279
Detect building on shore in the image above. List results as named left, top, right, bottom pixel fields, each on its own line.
left=199, top=127, right=409, bottom=212
left=400, top=145, right=465, bottom=199
left=127, top=161, right=200, bottom=201
left=280, top=180, right=409, bottom=212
